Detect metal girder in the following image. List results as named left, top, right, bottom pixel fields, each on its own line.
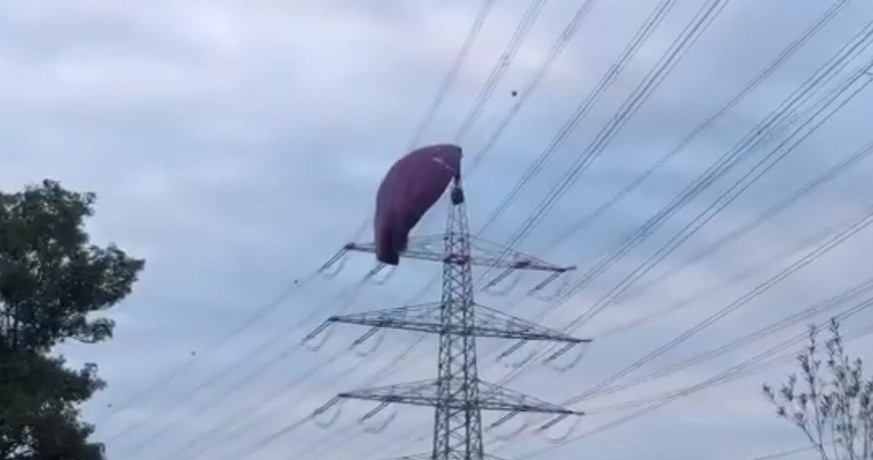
left=338, top=379, right=583, bottom=415
left=344, top=235, right=575, bottom=273
left=327, top=302, right=590, bottom=343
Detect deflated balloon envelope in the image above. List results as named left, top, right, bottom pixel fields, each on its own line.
left=373, top=144, right=463, bottom=265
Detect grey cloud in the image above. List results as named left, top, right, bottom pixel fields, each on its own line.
left=3, top=0, right=873, bottom=460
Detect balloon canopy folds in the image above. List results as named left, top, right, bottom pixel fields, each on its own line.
left=374, top=144, right=463, bottom=266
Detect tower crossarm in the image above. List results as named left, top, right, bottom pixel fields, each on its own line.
left=327, top=302, right=590, bottom=343
left=344, top=235, right=575, bottom=273
left=475, top=380, right=583, bottom=414
left=338, top=380, right=438, bottom=408
left=337, top=379, right=583, bottom=416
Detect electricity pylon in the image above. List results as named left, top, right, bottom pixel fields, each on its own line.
left=315, top=180, right=590, bottom=460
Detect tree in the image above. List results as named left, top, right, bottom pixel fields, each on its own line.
left=0, top=180, right=144, bottom=459
left=762, top=319, right=873, bottom=460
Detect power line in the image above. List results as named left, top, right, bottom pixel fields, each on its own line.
left=533, top=117, right=873, bottom=336
left=586, top=273, right=873, bottom=401
left=476, top=0, right=678, bottom=234
left=99, top=1, right=507, bottom=454
left=564, top=198, right=873, bottom=406
left=178, top=352, right=352, bottom=460
left=541, top=0, right=852, bottom=250
left=454, top=0, right=551, bottom=142
left=577, top=187, right=873, bottom=342
left=513, top=313, right=873, bottom=459
left=749, top=445, right=819, bottom=460
left=511, top=0, right=861, bottom=336
left=473, top=0, right=730, bottom=296
left=503, top=0, right=728, bottom=242
left=568, top=56, right=873, bottom=330
left=468, top=0, right=600, bottom=172
left=456, top=2, right=869, bottom=396
left=322, top=4, right=727, bottom=452
left=195, top=3, right=613, bottom=453
left=474, top=195, right=873, bottom=451
left=131, top=2, right=872, bottom=456
left=328, top=3, right=872, bottom=456
left=610, top=134, right=873, bottom=312
left=489, top=22, right=873, bottom=389
left=302, top=5, right=872, bottom=454
left=407, top=0, right=499, bottom=150
left=225, top=414, right=313, bottom=460
left=595, top=209, right=873, bottom=339
left=371, top=172, right=873, bottom=457
left=109, top=268, right=378, bottom=453
left=94, top=219, right=369, bottom=423
left=105, top=0, right=505, bottom=437
left=549, top=317, right=873, bottom=428
left=94, top=261, right=317, bottom=421
left=159, top=276, right=442, bottom=459
left=539, top=18, right=873, bottom=327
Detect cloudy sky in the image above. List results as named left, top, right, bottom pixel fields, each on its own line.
left=3, top=0, right=873, bottom=459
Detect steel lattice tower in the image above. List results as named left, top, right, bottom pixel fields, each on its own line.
left=312, top=180, right=590, bottom=460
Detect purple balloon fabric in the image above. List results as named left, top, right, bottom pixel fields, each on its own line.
left=374, top=144, right=463, bottom=265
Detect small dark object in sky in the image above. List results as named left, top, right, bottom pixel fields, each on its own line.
left=511, top=90, right=518, bottom=97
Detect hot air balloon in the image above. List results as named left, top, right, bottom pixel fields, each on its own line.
left=373, top=144, right=463, bottom=265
